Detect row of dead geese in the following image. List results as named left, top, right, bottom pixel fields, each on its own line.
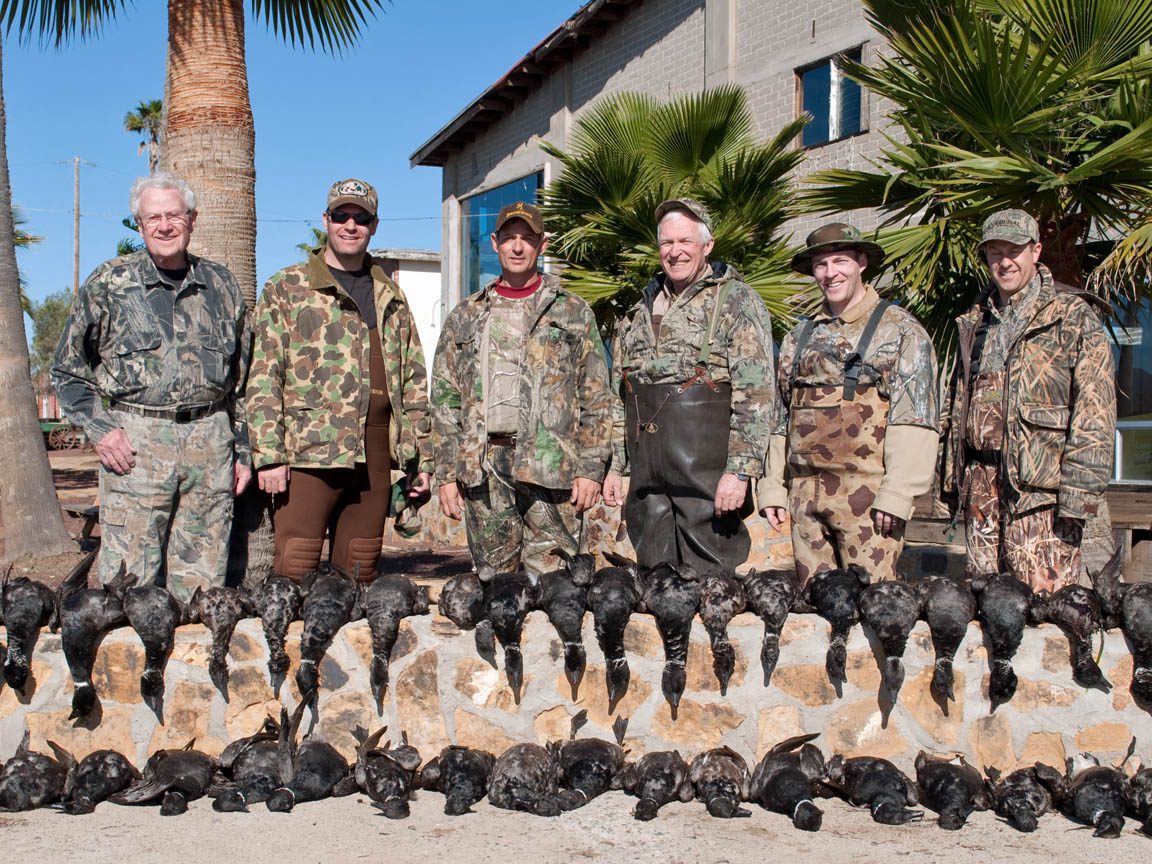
left=0, top=547, right=1149, bottom=726
left=0, top=704, right=1149, bottom=838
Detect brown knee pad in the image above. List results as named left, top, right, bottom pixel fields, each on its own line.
left=336, top=537, right=382, bottom=582
left=278, top=537, right=324, bottom=581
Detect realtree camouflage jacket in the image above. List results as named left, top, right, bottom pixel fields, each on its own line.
left=609, top=262, right=776, bottom=477
left=941, top=264, right=1116, bottom=520
left=431, top=273, right=612, bottom=490
left=51, top=250, right=251, bottom=464
left=245, top=249, right=433, bottom=475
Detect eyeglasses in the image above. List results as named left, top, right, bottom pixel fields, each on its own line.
left=140, top=211, right=191, bottom=228
left=328, top=209, right=375, bottom=226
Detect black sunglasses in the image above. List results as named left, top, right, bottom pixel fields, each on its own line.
left=328, top=209, right=375, bottom=226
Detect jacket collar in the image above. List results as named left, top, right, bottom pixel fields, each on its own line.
left=640, top=261, right=731, bottom=309
left=306, top=246, right=395, bottom=309
left=814, top=285, right=881, bottom=325
left=136, top=249, right=206, bottom=289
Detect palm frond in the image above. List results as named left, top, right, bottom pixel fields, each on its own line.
left=250, top=0, right=389, bottom=54
left=0, top=0, right=126, bottom=45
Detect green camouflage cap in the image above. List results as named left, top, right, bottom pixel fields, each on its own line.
left=790, top=222, right=885, bottom=275
left=979, top=209, right=1038, bottom=249
left=655, top=197, right=713, bottom=230
left=327, top=178, right=378, bottom=216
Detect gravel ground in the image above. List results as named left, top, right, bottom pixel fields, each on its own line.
left=1, top=791, right=1146, bottom=864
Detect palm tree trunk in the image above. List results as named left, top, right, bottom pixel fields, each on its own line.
left=0, top=43, right=74, bottom=560
left=162, top=0, right=257, bottom=307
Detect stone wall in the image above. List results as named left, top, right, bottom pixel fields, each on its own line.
left=4, top=606, right=1148, bottom=771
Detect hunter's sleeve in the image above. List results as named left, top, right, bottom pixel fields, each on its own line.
left=724, top=284, right=776, bottom=478
left=50, top=267, right=119, bottom=443
left=228, top=283, right=252, bottom=469
left=608, top=318, right=629, bottom=476
left=244, top=280, right=289, bottom=469
left=1059, top=305, right=1116, bottom=519
left=574, top=308, right=612, bottom=482
left=397, top=301, right=434, bottom=477
left=431, top=312, right=464, bottom=487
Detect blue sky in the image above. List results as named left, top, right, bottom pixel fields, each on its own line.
left=5, top=1, right=576, bottom=307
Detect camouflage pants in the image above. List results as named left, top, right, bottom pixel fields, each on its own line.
left=97, top=409, right=234, bottom=604
left=962, top=462, right=1082, bottom=591
left=461, top=443, right=581, bottom=577
left=789, top=471, right=904, bottom=585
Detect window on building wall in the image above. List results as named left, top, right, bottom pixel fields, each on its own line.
left=797, top=47, right=864, bottom=148
left=460, top=172, right=544, bottom=297
left=1113, top=298, right=1152, bottom=482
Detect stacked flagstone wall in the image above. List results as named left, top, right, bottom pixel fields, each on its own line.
left=2, top=604, right=1147, bottom=770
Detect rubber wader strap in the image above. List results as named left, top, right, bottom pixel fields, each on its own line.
left=788, top=316, right=817, bottom=405
left=843, top=299, right=890, bottom=400
left=690, top=280, right=734, bottom=391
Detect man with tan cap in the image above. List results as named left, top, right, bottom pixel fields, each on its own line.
left=758, top=223, right=938, bottom=584
left=604, top=198, right=775, bottom=571
left=432, top=201, right=612, bottom=576
left=246, top=178, right=433, bottom=580
left=940, top=209, right=1115, bottom=591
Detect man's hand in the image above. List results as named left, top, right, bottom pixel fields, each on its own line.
left=762, top=505, right=789, bottom=530
left=603, top=473, right=626, bottom=507
left=714, top=472, right=748, bottom=517
left=570, top=477, right=601, bottom=513
left=95, top=427, right=136, bottom=475
left=234, top=463, right=252, bottom=496
left=258, top=464, right=290, bottom=495
left=409, top=472, right=432, bottom=501
left=439, top=481, right=464, bottom=520
left=872, top=509, right=905, bottom=538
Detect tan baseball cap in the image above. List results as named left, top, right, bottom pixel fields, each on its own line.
left=979, top=209, right=1039, bottom=249
left=327, top=178, right=378, bottom=216
left=494, top=201, right=544, bottom=234
left=655, top=197, right=713, bottom=230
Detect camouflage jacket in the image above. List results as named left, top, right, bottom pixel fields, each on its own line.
left=610, top=262, right=776, bottom=477
left=941, top=264, right=1116, bottom=520
left=245, top=249, right=433, bottom=475
left=772, top=287, right=939, bottom=436
left=431, top=273, right=612, bottom=490
left=51, top=250, right=251, bottom=465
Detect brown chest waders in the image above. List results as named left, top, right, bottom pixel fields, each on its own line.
left=622, top=283, right=753, bottom=571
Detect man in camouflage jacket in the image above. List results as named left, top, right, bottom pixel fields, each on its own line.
left=758, top=224, right=939, bottom=584
left=603, top=199, right=775, bottom=571
left=51, top=172, right=251, bottom=603
left=433, top=202, right=611, bottom=576
left=941, top=209, right=1115, bottom=591
left=246, top=179, right=433, bottom=579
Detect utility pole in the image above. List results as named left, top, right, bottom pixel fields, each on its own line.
left=72, top=155, right=80, bottom=295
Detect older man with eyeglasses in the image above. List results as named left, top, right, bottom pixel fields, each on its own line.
left=51, top=171, right=252, bottom=602
left=245, top=179, right=433, bottom=582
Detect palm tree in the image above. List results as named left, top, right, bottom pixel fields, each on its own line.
left=0, top=1, right=389, bottom=559
left=540, top=85, right=810, bottom=336
left=799, top=0, right=1152, bottom=348
left=13, top=203, right=42, bottom=313
left=296, top=226, right=327, bottom=257
left=123, top=98, right=163, bottom=173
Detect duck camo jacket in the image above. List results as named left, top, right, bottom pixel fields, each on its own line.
left=431, top=273, right=612, bottom=490
left=610, top=263, right=776, bottom=478
left=245, top=249, right=433, bottom=476
left=941, top=264, right=1116, bottom=521
left=50, top=250, right=251, bottom=465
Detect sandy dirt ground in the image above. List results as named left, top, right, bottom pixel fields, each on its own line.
left=1, top=792, right=1145, bottom=864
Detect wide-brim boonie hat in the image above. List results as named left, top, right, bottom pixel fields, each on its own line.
left=790, top=222, right=885, bottom=275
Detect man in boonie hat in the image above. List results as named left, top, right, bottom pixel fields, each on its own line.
left=939, top=209, right=1115, bottom=592
left=602, top=197, right=776, bottom=572
left=758, top=223, right=939, bottom=586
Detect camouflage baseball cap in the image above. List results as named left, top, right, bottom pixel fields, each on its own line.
left=495, top=201, right=544, bottom=234
left=655, top=197, right=713, bottom=230
left=790, top=222, right=886, bottom=275
left=327, top=178, right=378, bottom=216
left=979, top=209, right=1039, bottom=249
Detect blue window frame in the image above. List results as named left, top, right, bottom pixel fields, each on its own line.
left=798, top=48, right=863, bottom=148
left=460, top=172, right=544, bottom=297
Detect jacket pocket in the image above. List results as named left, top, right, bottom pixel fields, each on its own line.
left=1015, top=403, right=1069, bottom=490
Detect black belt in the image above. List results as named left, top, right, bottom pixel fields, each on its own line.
left=109, top=398, right=226, bottom=423
left=487, top=434, right=517, bottom=447
left=965, top=444, right=1002, bottom=466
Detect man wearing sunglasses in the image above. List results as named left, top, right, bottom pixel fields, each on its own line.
left=52, top=172, right=251, bottom=603
left=432, top=202, right=611, bottom=577
left=246, top=178, right=433, bottom=581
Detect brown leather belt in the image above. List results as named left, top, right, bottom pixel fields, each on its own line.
left=487, top=434, right=517, bottom=447
left=109, top=398, right=226, bottom=424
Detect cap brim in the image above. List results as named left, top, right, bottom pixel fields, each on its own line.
left=328, top=197, right=377, bottom=216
